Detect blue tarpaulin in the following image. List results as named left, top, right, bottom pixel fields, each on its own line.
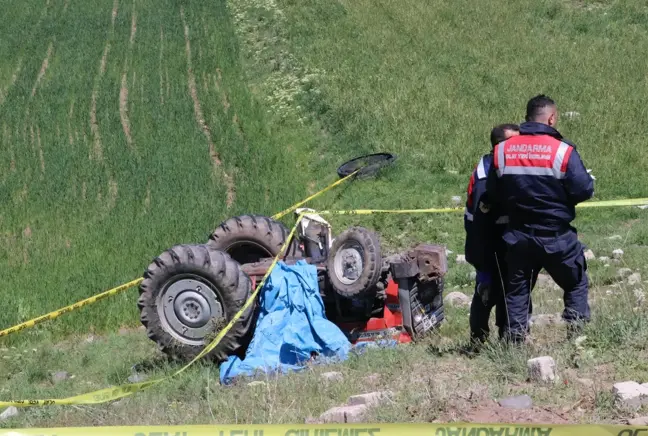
left=219, top=260, right=353, bottom=384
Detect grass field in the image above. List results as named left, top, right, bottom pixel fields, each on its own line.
left=3, top=0, right=648, bottom=428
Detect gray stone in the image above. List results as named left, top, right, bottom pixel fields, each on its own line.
left=498, top=395, right=533, bottom=409
left=51, top=371, right=70, bottom=383
left=617, top=268, right=633, bottom=279
left=608, top=235, right=622, bottom=241
left=613, top=381, right=648, bottom=409
left=444, top=291, right=471, bottom=308
left=347, top=391, right=393, bottom=407
left=128, top=373, right=148, bottom=383
left=451, top=196, right=462, bottom=205
left=320, top=405, right=368, bottom=423
left=612, top=249, right=624, bottom=259
left=455, top=254, right=467, bottom=264
left=628, top=273, right=642, bottom=286
left=629, top=417, right=648, bottom=426
left=0, top=407, right=18, bottom=421
left=321, top=372, right=343, bottom=383
left=529, top=313, right=564, bottom=327
left=527, top=356, right=557, bottom=383
left=584, top=249, right=595, bottom=261
left=599, top=256, right=610, bottom=262
left=634, top=289, right=646, bottom=305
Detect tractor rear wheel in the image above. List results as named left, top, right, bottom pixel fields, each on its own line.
left=138, top=244, right=256, bottom=363
left=208, top=215, right=302, bottom=264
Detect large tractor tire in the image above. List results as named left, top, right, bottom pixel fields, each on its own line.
left=138, top=244, right=256, bottom=363
left=327, top=227, right=382, bottom=298
left=208, top=215, right=302, bottom=264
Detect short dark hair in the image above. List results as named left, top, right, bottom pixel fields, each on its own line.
left=525, top=94, right=556, bottom=121
left=490, top=123, right=519, bottom=147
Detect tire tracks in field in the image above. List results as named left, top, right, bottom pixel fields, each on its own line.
left=119, top=0, right=137, bottom=151
left=89, top=0, right=120, bottom=163
left=180, top=6, right=235, bottom=208
left=31, top=41, right=54, bottom=98
left=0, top=58, right=23, bottom=108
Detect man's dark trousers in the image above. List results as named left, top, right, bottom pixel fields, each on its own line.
left=470, top=258, right=535, bottom=342
left=503, top=227, right=590, bottom=341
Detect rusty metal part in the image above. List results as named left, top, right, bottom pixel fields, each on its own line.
left=386, top=244, right=447, bottom=282
left=411, top=244, right=447, bottom=282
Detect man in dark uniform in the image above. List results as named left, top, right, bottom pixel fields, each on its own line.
left=465, top=124, right=535, bottom=345
left=487, top=95, right=595, bottom=343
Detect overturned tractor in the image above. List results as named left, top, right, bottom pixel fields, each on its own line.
left=137, top=210, right=447, bottom=364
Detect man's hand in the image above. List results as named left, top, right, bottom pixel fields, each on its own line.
left=476, top=281, right=491, bottom=306
left=476, top=270, right=492, bottom=305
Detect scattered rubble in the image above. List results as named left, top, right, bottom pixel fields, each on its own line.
left=617, top=268, right=633, bottom=279
left=348, top=391, right=392, bottom=407
left=51, top=371, right=70, bottom=384
left=613, top=381, right=648, bottom=409
left=527, top=356, right=557, bottom=383
left=321, top=372, right=343, bottom=383
left=320, top=405, right=367, bottom=423
left=584, top=249, right=595, bottom=261
left=0, top=407, right=18, bottom=421
left=628, top=273, right=642, bottom=286
left=319, top=391, right=393, bottom=423
left=529, top=313, right=564, bottom=327
left=444, top=292, right=471, bottom=308
left=634, top=289, right=645, bottom=305
left=498, top=395, right=533, bottom=409
left=612, top=249, right=624, bottom=259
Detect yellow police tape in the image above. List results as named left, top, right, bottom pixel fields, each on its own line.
left=0, top=213, right=306, bottom=409
left=272, top=171, right=359, bottom=220
left=314, top=197, right=648, bottom=216
left=0, top=278, right=143, bottom=338
left=0, top=423, right=643, bottom=436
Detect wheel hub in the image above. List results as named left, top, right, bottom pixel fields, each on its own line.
left=158, top=278, right=223, bottom=345
left=334, top=243, right=364, bottom=285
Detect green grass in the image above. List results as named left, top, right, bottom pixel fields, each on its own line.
left=3, top=0, right=648, bottom=427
